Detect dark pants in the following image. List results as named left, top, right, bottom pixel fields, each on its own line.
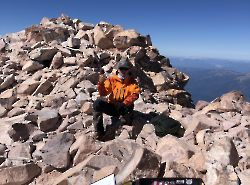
left=93, top=99, right=134, bottom=135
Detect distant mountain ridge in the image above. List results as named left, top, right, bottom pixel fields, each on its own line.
left=170, top=57, right=250, bottom=103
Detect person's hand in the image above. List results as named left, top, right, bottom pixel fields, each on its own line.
left=98, top=69, right=106, bottom=84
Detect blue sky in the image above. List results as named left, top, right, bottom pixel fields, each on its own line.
left=0, top=0, right=250, bottom=61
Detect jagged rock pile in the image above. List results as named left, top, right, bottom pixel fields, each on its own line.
left=0, top=15, right=249, bottom=185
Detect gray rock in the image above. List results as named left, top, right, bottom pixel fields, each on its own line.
left=93, top=25, right=113, bottom=49
left=0, top=144, right=7, bottom=156
left=75, top=92, right=90, bottom=106
left=156, top=134, right=195, bottom=164
left=64, top=56, right=76, bottom=65
left=78, top=22, right=94, bottom=30
left=0, top=163, right=41, bottom=185
left=17, top=79, right=40, bottom=95
left=7, top=107, right=25, bottom=117
left=29, top=47, right=57, bottom=62
left=30, top=108, right=59, bottom=132
left=0, top=74, right=15, bottom=90
left=8, top=123, right=36, bottom=142
left=22, top=60, right=43, bottom=73
left=59, top=99, right=79, bottom=117
left=32, top=79, right=53, bottom=95
left=206, top=136, right=239, bottom=167
left=40, top=132, right=74, bottom=169
left=0, top=104, right=7, bottom=117
left=0, top=39, right=6, bottom=51
left=67, top=37, right=80, bottom=48
left=113, top=29, right=144, bottom=50
left=8, top=142, right=35, bottom=160
left=50, top=51, right=63, bottom=69
left=237, top=169, right=250, bottom=185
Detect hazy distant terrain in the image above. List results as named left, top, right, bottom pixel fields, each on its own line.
left=170, top=57, right=250, bottom=103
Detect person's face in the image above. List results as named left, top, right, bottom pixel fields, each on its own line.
left=118, top=67, right=129, bottom=75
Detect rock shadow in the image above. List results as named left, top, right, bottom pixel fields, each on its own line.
left=102, top=110, right=185, bottom=142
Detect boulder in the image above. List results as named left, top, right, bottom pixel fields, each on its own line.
left=0, top=74, right=15, bottom=90
left=29, top=47, right=57, bottom=62
left=0, top=89, right=17, bottom=109
left=67, top=37, right=80, bottom=48
left=40, top=132, right=75, bottom=169
left=72, top=135, right=101, bottom=165
left=8, top=142, right=34, bottom=160
left=59, top=99, right=79, bottom=117
left=7, top=123, right=36, bottom=142
left=64, top=56, right=76, bottom=65
left=0, top=163, right=41, bottom=185
left=206, top=136, right=239, bottom=167
left=22, top=60, right=43, bottom=72
left=0, top=39, right=6, bottom=51
left=81, top=101, right=93, bottom=115
left=113, top=29, right=144, bottom=49
left=31, top=108, right=59, bottom=132
left=237, top=169, right=250, bottom=185
left=17, top=79, right=40, bottom=95
left=0, top=104, right=7, bottom=117
left=50, top=52, right=63, bottom=69
left=93, top=25, right=113, bottom=49
left=93, top=165, right=118, bottom=182
left=7, top=107, right=25, bottom=117
left=156, top=134, right=195, bottom=164
left=32, top=79, right=53, bottom=95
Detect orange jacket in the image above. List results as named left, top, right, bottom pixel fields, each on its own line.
left=98, top=74, right=140, bottom=106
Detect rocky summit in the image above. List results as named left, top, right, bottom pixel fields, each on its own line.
left=0, top=15, right=249, bottom=185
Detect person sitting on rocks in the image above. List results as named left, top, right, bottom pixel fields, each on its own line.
left=93, top=58, right=140, bottom=139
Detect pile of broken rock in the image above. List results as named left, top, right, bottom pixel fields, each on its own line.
left=0, top=15, right=249, bottom=185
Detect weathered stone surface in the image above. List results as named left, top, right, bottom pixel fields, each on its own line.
left=93, top=165, right=118, bottom=182
left=0, top=104, right=7, bottom=117
left=59, top=99, right=79, bottom=117
left=7, top=107, right=25, bottom=117
left=67, top=37, right=80, bottom=48
left=205, top=164, right=239, bottom=185
left=33, top=79, right=53, bottom=95
left=8, top=142, right=34, bottom=160
left=22, top=60, right=43, bottom=72
left=0, top=74, right=15, bottom=90
left=40, top=132, right=74, bottom=169
left=0, top=163, right=41, bottom=185
left=17, top=79, right=40, bottom=95
left=8, top=123, right=36, bottom=142
left=81, top=101, right=93, bottom=115
left=0, top=123, right=13, bottom=145
left=238, top=169, right=250, bottom=185
left=206, top=136, right=239, bottom=167
left=50, top=51, right=63, bottom=69
left=93, top=25, right=113, bottom=49
left=75, top=92, right=90, bottom=106
left=29, top=47, right=57, bottom=62
left=0, top=144, right=7, bottom=155
left=0, top=88, right=17, bottom=109
left=31, top=108, right=59, bottom=132
left=113, top=29, right=144, bottom=49
left=156, top=134, right=195, bottom=164
left=0, top=39, right=6, bottom=51
left=164, top=162, right=202, bottom=179
left=72, top=135, right=101, bottom=165
left=64, top=56, right=76, bottom=65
